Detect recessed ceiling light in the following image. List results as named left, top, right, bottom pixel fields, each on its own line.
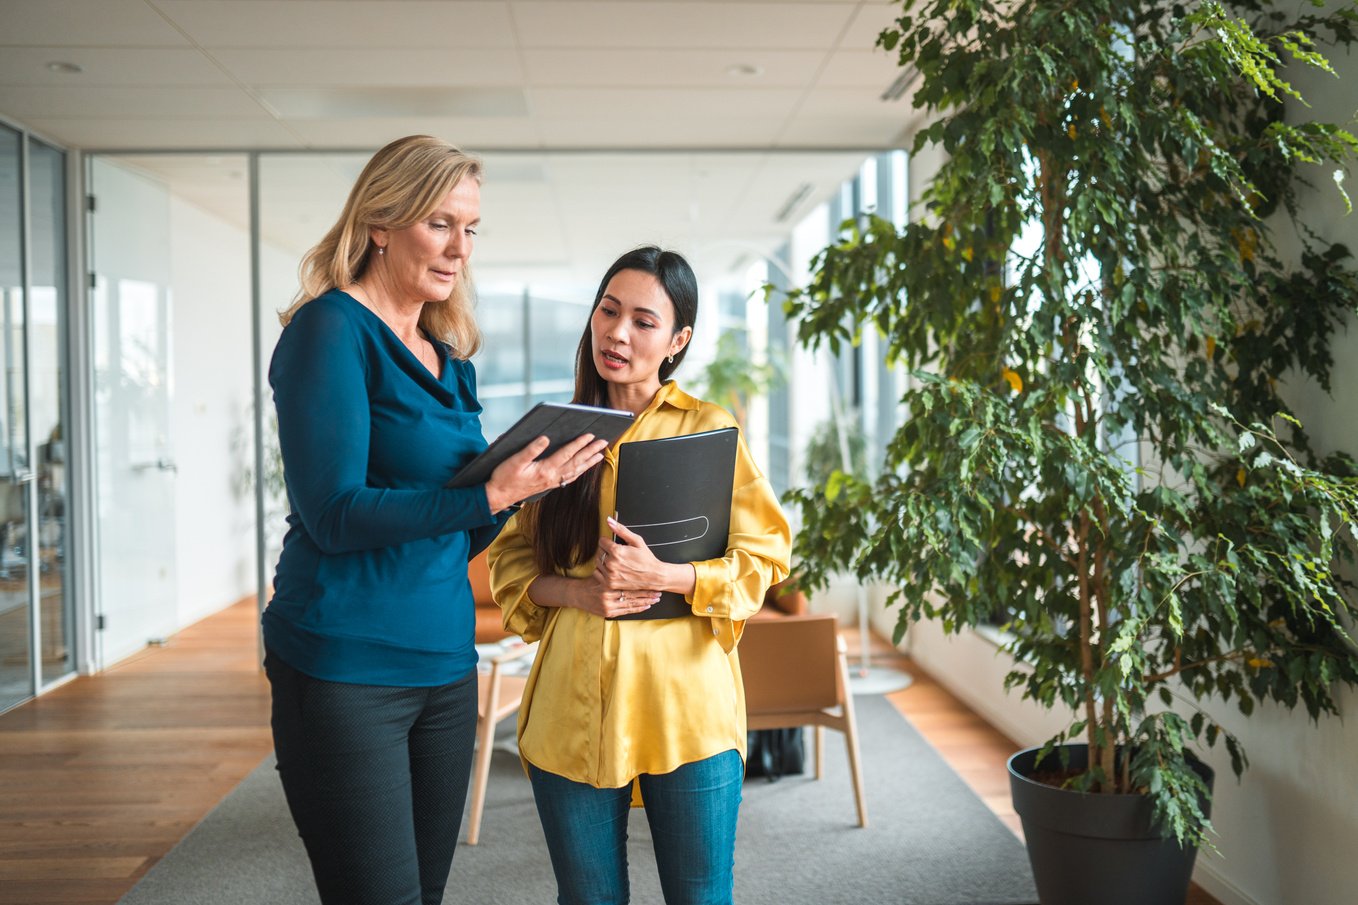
left=726, top=63, right=764, bottom=78
left=46, top=61, right=83, bottom=74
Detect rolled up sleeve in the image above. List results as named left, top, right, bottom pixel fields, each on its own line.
left=487, top=512, right=553, bottom=642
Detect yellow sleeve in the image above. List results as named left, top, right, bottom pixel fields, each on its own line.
left=687, top=433, right=791, bottom=653
left=486, top=511, right=551, bottom=643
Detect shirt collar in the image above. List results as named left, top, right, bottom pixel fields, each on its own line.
left=651, top=380, right=701, bottom=413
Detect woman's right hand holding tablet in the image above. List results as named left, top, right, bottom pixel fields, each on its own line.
left=484, top=433, right=608, bottom=513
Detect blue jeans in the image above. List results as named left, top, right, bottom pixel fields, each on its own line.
left=529, top=749, right=744, bottom=905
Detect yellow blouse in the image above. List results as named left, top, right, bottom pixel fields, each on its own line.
left=487, top=381, right=792, bottom=789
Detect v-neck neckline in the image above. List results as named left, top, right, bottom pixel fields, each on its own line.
left=340, top=289, right=445, bottom=382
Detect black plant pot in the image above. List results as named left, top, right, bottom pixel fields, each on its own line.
left=1008, top=744, right=1214, bottom=905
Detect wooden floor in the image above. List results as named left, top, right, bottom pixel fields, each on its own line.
left=0, top=599, right=272, bottom=905
left=0, top=599, right=1221, bottom=905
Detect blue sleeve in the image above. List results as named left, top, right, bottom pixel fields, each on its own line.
left=467, top=508, right=516, bottom=559
left=270, top=301, right=495, bottom=555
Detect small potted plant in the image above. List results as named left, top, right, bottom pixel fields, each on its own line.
left=775, top=2, right=1358, bottom=903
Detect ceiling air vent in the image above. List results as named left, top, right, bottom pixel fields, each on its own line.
left=774, top=182, right=814, bottom=224
left=880, top=67, right=922, bottom=102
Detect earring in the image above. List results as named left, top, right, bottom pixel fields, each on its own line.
left=667, top=353, right=675, bottom=364
left=377, top=246, right=385, bottom=256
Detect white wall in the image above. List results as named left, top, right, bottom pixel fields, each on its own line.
left=902, top=35, right=1358, bottom=905
left=168, top=195, right=257, bottom=627
left=1184, top=38, right=1358, bottom=905
left=167, top=187, right=307, bottom=630
left=256, top=225, right=304, bottom=581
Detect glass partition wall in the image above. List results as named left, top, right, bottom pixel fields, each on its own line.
left=87, top=154, right=255, bottom=667
left=0, top=122, right=74, bottom=710
left=0, top=140, right=889, bottom=707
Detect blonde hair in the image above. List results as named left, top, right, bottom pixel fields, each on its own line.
left=280, top=135, right=483, bottom=358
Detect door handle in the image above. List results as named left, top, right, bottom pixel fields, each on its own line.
left=131, top=458, right=178, bottom=474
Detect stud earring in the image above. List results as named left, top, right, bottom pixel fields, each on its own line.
left=377, top=246, right=385, bottom=256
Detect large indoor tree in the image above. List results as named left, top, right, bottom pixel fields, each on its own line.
left=778, top=0, right=1358, bottom=845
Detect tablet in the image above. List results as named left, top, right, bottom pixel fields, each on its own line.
left=450, top=401, right=634, bottom=492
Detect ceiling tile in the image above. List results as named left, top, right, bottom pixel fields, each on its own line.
left=839, top=0, right=903, bottom=51
left=213, top=48, right=524, bottom=88
left=258, top=87, right=527, bottom=119
left=775, top=114, right=903, bottom=148
left=815, top=49, right=902, bottom=90
left=522, top=49, right=824, bottom=88
left=512, top=1, right=856, bottom=49
left=535, top=115, right=786, bottom=148
left=0, top=85, right=270, bottom=119
left=529, top=87, right=803, bottom=121
left=796, top=86, right=903, bottom=117
left=2, top=2, right=889, bottom=286
left=0, top=0, right=190, bottom=46
left=154, top=0, right=517, bottom=49
left=0, top=48, right=231, bottom=87
left=283, top=117, right=543, bottom=150
left=25, top=117, right=303, bottom=151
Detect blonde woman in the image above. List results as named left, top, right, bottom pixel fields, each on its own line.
left=263, top=135, right=606, bottom=905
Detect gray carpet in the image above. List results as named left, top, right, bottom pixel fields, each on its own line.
left=118, top=696, right=1037, bottom=904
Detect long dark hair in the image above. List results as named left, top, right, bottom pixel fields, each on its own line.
left=522, top=246, right=699, bottom=576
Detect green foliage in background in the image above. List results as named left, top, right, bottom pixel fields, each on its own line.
left=694, top=330, right=785, bottom=429
left=803, top=411, right=870, bottom=489
left=775, top=0, right=1358, bottom=848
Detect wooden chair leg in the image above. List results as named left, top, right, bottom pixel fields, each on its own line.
left=814, top=725, right=825, bottom=781
left=466, top=667, right=502, bottom=846
left=837, top=650, right=868, bottom=828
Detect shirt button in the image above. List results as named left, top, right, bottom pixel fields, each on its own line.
left=706, top=606, right=714, bottom=613
left=712, top=627, right=719, bottom=636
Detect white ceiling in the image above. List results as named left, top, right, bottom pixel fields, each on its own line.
left=1, top=0, right=926, bottom=284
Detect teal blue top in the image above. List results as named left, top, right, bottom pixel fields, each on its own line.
left=263, top=289, right=510, bottom=686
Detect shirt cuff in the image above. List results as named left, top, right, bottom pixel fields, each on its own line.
left=689, top=558, right=733, bottom=618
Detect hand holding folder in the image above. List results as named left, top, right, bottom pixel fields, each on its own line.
left=607, top=427, right=739, bottom=620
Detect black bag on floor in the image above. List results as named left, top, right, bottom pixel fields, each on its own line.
left=745, top=727, right=805, bottom=781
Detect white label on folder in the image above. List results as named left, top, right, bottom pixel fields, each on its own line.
left=626, top=516, right=709, bottom=548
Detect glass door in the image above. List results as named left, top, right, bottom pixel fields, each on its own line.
left=88, top=157, right=178, bottom=666
left=0, top=125, right=75, bottom=709
left=29, top=139, right=73, bottom=686
left=0, top=123, right=34, bottom=709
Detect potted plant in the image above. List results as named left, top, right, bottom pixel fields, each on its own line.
left=774, top=1, right=1358, bottom=903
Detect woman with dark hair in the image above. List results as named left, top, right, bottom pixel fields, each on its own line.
left=488, top=246, right=791, bottom=905
left=264, top=134, right=607, bottom=905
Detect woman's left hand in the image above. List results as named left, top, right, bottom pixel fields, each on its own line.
left=596, top=517, right=669, bottom=592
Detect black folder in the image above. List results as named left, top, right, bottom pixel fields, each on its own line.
left=609, top=426, right=739, bottom=621
left=449, top=402, right=634, bottom=501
